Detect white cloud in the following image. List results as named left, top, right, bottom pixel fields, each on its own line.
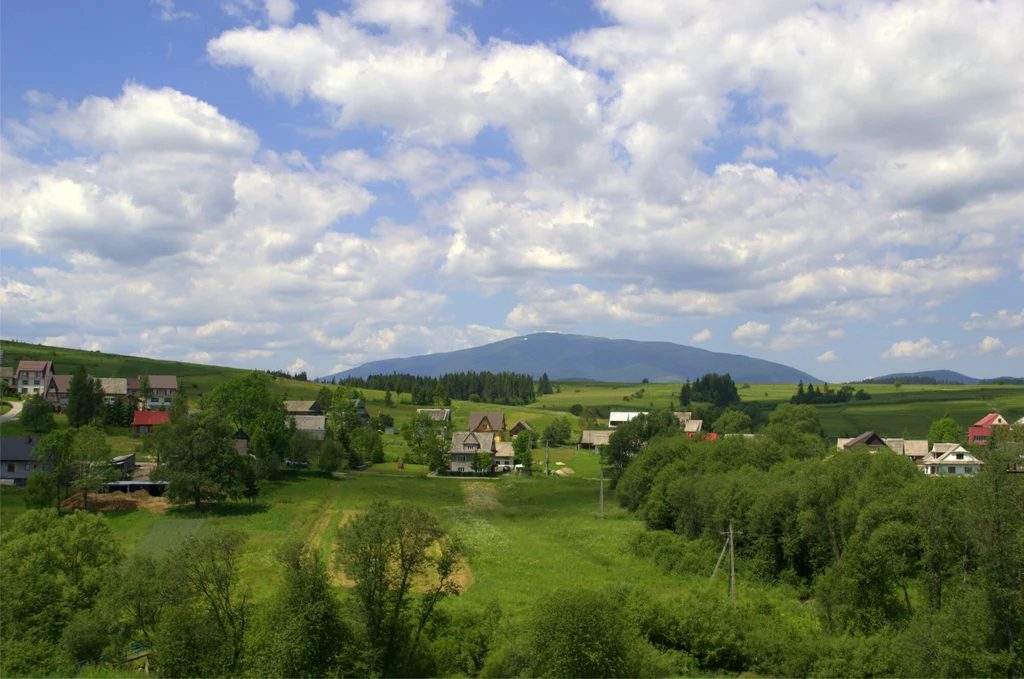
left=961, top=309, right=1024, bottom=331
left=152, top=0, right=196, bottom=21
left=976, top=336, right=1005, bottom=355
left=1007, top=346, right=1024, bottom=357
left=691, top=328, right=712, bottom=344
left=827, top=329, right=846, bottom=339
left=882, top=338, right=956, bottom=360
left=732, top=321, right=770, bottom=346
left=816, top=350, right=840, bottom=362
left=264, top=0, right=296, bottom=25
left=286, top=358, right=310, bottom=373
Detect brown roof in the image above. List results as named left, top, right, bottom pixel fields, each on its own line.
left=451, top=431, right=496, bottom=454
left=674, top=411, right=692, bottom=422
left=48, top=374, right=72, bottom=393
left=495, top=441, right=514, bottom=458
left=16, top=360, right=52, bottom=374
left=145, top=375, right=178, bottom=390
left=510, top=420, right=535, bottom=434
left=284, top=400, right=320, bottom=413
left=468, top=412, right=505, bottom=432
left=580, top=430, right=613, bottom=446
left=98, top=377, right=128, bottom=395
left=842, top=431, right=888, bottom=449
left=126, top=377, right=140, bottom=391
left=417, top=408, right=451, bottom=421
left=0, top=367, right=14, bottom=379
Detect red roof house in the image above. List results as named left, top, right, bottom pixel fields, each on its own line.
left=131, top=410, right=170, bottom=434
left=968, top=413, right=1010, bottom=446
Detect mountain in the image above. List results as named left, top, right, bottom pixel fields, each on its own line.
left=321, top=332, right=820, bottom=384
left=867, top=370, right=980, bottom=385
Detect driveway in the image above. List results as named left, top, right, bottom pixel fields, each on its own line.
left=0, top=400, right=23, bottom=424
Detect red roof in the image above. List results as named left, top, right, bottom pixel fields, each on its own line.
left=133, top=411, right=170, bottom=426
left=974, top=413, right=1004, bottom=427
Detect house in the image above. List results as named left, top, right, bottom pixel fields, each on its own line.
left=609, top=411, right=647, bottom=428
left=883, top=438, right=930, bottom=465
left=1, top=366, right=15, bottom=389
left=44, top=374, right=72, bottom=408
left=15, top=360, right=53, bottom=395
left=284, top=400, right=322, bottom=416
left=579, top=430, right=613, bottom=449
left=494, top=441, right=515, bottom=471
left=98, top=378, right=129, bottom=404
left=131, top=410, right=170, bottom=434
left=674, top=412, right=692, bottom=423
left=417, top=408, right=451, bottom=423
left=968, top=413, right=1010, bottom=445
left=233, top=429, right=250, bottom=455
left=0, top=435, right=49, bottom=486
left=837, top=431, right=890, bottom=451
left=294, top=415, right=327, bottom=440
left=468, top=412, right=505, bottom=435
left=509, top=421, right=535, bottom=438
left=353, top=400, right=371, bottom=427
left=144, top=375, right=178, bottom=409
left=923, top=444, right=984, bottom=475
left=449, top=431, right=496, bottom=472
left=126, top=377, right=140, bottom=397
left=684, top=420, right=704, bottom=436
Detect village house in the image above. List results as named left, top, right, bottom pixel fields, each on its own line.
left=1, top=365, right=15, bottom=389
left=923, top=443, right=984, bottom=475
left=883, top=438, right=930, bottom=466
left=608, top=411, right=646, bottom=428
left=0, top=435, right=49, bottom=486
left=509, top=420, right=535, bottom=438
left=353, top=400, right=371, bottom=427
left=417, top=408, right=451, bottom=423
left=294, top=415, right=327, bottom=440
left=494, top=441, right=515, bottom=472
left=968, top=413, right=1010, bottom=445
left=233, top=429, right=251, bottom=455
left=579, top=430, right=613, bottom=450
left=284, top=400, right=323, bottom=416
left=43, top=374, right=72, bottom=409
left=468, top=412, right=505, bottom=435
left=131, top=410, right=170, bottom=434
left=98, top=377, right=129, bottom=404
left=449, top=431, right=496, bottom=472
left=674, top=412, right=692, bottom=423
left=837, top=431, right=890, bottom=452
left=144, top=376, right=178, bottom=409
left=684, top=420, right=704, bottom=436
left=15, top=360, right=53, bottom=395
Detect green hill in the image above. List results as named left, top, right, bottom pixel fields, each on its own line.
left=0, top=339, right=322, bottom=402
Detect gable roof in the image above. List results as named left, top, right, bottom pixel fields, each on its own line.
left=684, top=419, right=703, bottom=434
left=133, top=411, right=170, bottom=427
left=581, top=430, right=613, bottom=446
left=293, top=415, right=326, bottom=431
left=48, top=374, right=72, bottom=393
left=0, top=367, right=14, bottom=379
left=98, top=377, right=128, bottom=396
left=0, top=436, right=42, bottom=462
left=974, top=413, right=1008, bottom=427
left=926, top=444, right=983, bottom=466
left=451, top=431, right=495, bottom=453
left=417, top=408, right=451, bottom=421
left=609, top=411, right=647, bottom=423
left=146, top=375, right=178, bottom=390
left=468, top=412, right=505, bottom=432
left=842, top=431, right=889, bottom=449
left=16, top=360, right=52, bottom=374
left=495, top=441, right=514, bottom=458
left=510, top=420, right=535, bottom=433
left=284, top=400, right=320, bottom=413
left=883, top=438, right=929, bottom=457
left=674, top=412, right=692, bottom=422
left=126, top=377, right=140, bottom=391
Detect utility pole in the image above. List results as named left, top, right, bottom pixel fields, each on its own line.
left=545, top=441, right=550, bottom=476
left=599, top=463, right=605, bottom=519
left=728, top=517, right=736, bottom=604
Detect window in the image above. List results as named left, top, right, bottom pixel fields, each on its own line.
left=24, top=464, right=31, bottom=471
left=948, top=466, right=956, bottom=474
left=33, top=380, right=40, bottom=386
left=457, top=467, right=465, bottom=472
left=955, top=453, right=964, bottom=460
left=20, top=388, right=26, bottom=394
left=6, top=463, right=13, bottom=473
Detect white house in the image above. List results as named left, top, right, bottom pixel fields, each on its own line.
left=923, top=444, right=984, bottom=476
left=608, top=411, right=647, bottom=428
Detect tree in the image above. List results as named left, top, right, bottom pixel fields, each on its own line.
left=330, top=387, right=364, bottom=433
left=287, top=429, right=317, bottom=463
left=318, top=438, right=346, bottom=475
left=158, top=413, right=243, bottom=511
left=71, top=425, right=115, bottom=510
left=315, top=385, right=334, bottom=415
left=384, top=390, right=393, bottom=408
left=600, top=413, right=672, bottom=485
left=538, top=373, right=552, bottom=395
left=351, top=426, right=384, bottom=466
left=67, top=365, right=101, bottom=427
left=20, top=395, right=55, bottom=433
left=200, top=371, right=283, bottom=436
left=712, top=409, right=753, bottom=434
left=24, top=471, right=56, bottom=510
left=928, top=416, right=964, bottom=446
left=35, top=429, right=76, bottom=511
left=569, top=403, right=584, bottom=416
left=513, top=429, right=533, bottom=474
left=471, top=451, right=492, bottom=474
left=541, top=416, right=574, bottom=446
left=335, top=500, right=464, bottom=676
left=401, top=412, right=440, bottom=465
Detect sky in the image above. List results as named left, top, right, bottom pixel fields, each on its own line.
left=1, top=0, right=1022, bottom=382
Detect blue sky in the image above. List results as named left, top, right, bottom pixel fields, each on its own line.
left=1, top=0, right=1022, bottom=381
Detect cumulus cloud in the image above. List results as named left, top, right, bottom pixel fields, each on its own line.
left=816, top=350, right=840, bottom=362
left=976, top=336, right=1005, bottom=355
left=152, top=0, right=196, bottom=21
left=732, top=321, right=770, bottom=346
left=827, top=329, right=846, bottom=339
left=882, top=338, right=956, bottom=360
left=961, top=309, right=1024, bottom=331
left=691, top=328, right=712, bottom=344
left=1007, top=346, right=1024, bottom=357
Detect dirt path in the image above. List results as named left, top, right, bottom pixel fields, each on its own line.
left=461, top=482, right=501, bottom=510
left=0, top=400, right=23, bottom=424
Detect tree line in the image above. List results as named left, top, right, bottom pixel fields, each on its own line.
left=332, top=371, right=536, bottom=406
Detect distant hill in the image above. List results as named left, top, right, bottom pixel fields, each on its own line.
left=321, top=332, right=820, bottom=384
left=864, top=370, right=980, bottom=385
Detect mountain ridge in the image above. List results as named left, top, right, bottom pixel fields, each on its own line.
left=321, top=332, right=821, bottom=384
